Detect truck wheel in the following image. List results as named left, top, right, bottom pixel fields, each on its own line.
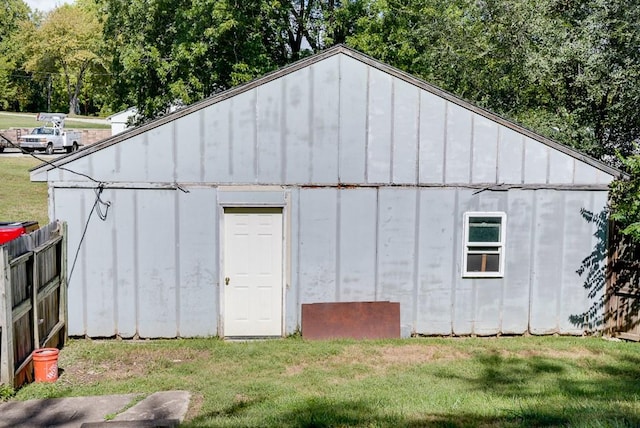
left=0, top=147, right=4, bottom=153
left=72, top=142, right=79, bottom=152
left=45, top=143, right=54, bottom=155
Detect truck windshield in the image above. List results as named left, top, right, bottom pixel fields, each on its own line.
left=32, top=127, right=54, bottom=135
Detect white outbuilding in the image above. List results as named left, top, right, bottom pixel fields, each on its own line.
left=31, top=46, right=622, bottom=338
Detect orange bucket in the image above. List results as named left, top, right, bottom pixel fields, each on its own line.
left=33, top=348, right=59, bottom=382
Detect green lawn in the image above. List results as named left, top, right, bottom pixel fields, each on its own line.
left=13, top=336, right=640, bottom=427
left=0, top=157, right=48, bottom=226
left=0, top=112, right=110, bottom=130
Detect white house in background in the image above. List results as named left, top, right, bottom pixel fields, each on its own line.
left=106, top=107, right=138, bottom=135
left=30, top=45, right=623, bottom=339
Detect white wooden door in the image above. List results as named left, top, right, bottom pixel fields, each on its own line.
left=223, top=208, right=283, bottom=337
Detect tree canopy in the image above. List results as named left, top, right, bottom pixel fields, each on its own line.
left=1, top=0, right=638, bottom=163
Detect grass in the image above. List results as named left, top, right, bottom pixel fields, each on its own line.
left=12, top=336, right=640, bottom=427
left=0, top=112, right=110, bottom=130
left=0, top=157, right=48, bottom=226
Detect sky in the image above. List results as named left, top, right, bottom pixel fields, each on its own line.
left=24, top=0, right=71, bottom=12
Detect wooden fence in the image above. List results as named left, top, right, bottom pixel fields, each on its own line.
left=605, top=221, right=640, bottom=341
left=0, top=222, right=67, bottom=387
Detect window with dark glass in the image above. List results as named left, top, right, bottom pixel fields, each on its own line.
left=463, top=213, right=506, bottom=277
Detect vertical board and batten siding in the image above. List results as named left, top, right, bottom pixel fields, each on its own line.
left=56, top=187, right=219, bottom=337
left=42, top=50, right=615, bottom=337
left=46, top=53, right=613, bottom=187
left=53, top=185, right=608, bottom=337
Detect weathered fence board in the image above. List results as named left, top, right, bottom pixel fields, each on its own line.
left=605, top=221, right=640, bottom=340
left=0, top=222, right=67, bottom=388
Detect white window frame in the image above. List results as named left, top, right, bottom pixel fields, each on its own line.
left=462, top=212, right=506, bottom=278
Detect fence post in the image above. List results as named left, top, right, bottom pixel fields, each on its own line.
left=0, top=247, right=15, bottom=386
left=31, top=245, right=40, bottom=349
left=60, top=222, right=68, bottom=344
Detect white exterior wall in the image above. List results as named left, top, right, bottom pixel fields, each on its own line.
left=53, top=184, right=608, bottom=337
left=40, top=49, right=616, bottom=337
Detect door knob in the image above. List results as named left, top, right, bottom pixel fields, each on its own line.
left=225, top=277, right=230, bottom=286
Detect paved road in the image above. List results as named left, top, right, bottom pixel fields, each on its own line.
left=0, top=147, right=64, bottom=159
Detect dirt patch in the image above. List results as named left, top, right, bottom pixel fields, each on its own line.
left=184, top=392, right=204, bottom=421
left=58, top=345, right=203, bottom=386
left=375, top=344, right=469, bottom=365
left=286, top=344, right=470, bottom=377
left=498, top=347, right=600, bottom=360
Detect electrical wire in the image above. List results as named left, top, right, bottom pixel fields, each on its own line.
left=67, top=184, right=110, bottom=283
left=1, top=136, right=112, bottom=284
left=1, top=137, right=102, bottom=183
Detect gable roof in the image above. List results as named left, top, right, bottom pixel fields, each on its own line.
left=31, top=44, right=624, bottom=180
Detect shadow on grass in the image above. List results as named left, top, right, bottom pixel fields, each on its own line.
left=184, top=350, right=640, bottom=427
left=434, top=350, right=640, bottom=426
left=184, top=395, right=637, bottom=427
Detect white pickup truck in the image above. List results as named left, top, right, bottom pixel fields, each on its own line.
left=19, top=113, right=82, bottom=155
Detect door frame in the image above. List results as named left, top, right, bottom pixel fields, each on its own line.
left=217, top=188, right=289, bottom=338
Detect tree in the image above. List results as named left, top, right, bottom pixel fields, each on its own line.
left=102, top=0, right=368, bottom=120
left=21, top=4, right=106, bottom=114
left=346, top=0, right=640, bottom=161
left=517, top=0, right=640, bottom=159
left=610, top=152, right=640, bottom=241
left=103, top=0, right=292, bottom=119
left=0, top=0, right=31, bottom=110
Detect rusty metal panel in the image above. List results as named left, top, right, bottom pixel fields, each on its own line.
left=302, top=302, right=400, bottom=340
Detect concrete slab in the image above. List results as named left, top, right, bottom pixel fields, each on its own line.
left=0, top=394, right=138, bottom=428
left=113, top=391, right=191, bottom=423
left=0, top=391, right=190, bottom=428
